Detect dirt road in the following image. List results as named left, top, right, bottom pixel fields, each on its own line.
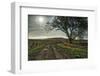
left=34, top=44, right=69, bottom=60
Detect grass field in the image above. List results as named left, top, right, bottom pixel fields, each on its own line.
left=28, top=38, right=88, bottom=60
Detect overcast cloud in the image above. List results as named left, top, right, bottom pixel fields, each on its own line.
left=28, top=15, right=66, bottom=39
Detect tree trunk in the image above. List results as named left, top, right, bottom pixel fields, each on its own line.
left=68, top=38, right=72, bottom=44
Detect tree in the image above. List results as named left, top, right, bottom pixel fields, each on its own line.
left=45, top=16, right=88, bottom=43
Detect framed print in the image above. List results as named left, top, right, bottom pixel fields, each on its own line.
left=11, top=2, right=96, bottom=74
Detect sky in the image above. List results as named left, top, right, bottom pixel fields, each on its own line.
left=28, top=15, right=66, bottom=39
left=28, top=15, right=88, bottom=40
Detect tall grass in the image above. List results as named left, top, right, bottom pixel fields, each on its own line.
left=57, top=44, right=88, bottom=58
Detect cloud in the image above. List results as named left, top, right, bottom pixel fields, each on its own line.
left=28, top=15, right=66, bottom=38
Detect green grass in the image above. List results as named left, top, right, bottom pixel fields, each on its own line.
left=57, top=44, right=88, bottom=58
left=28, top=45, right=45, bottom=60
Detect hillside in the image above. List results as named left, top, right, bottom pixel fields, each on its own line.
left=28, top=38, right=88, bottom=60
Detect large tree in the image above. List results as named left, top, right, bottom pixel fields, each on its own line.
left=45, top=16, right=88, bottom=43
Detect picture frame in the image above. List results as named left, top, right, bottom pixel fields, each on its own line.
left=11, top=2, right=96, bottom=74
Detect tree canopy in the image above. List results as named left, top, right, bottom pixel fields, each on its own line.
left=45, top=16, right=88, bottom=43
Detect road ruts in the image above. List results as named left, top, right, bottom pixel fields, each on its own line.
left=50, top=45, right=63, bottom=59
left=34, top=44, right=69, bottom=60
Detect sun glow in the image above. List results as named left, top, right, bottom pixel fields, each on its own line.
left=38, top=16, right=45, bottom=23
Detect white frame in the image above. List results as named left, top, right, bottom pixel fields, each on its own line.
left=11, top=2, right=96, bottom=74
